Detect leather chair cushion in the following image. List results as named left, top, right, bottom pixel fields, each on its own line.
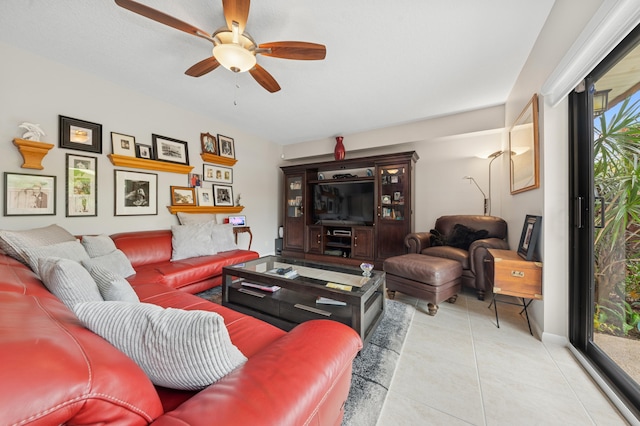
left=421, top=246, right=470, bottom=269
left=384, top=254, right=462, bottom=286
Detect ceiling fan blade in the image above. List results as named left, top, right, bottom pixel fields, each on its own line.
left=185, top=57, right=221, bottom=77
left=115, top=0, right=212, bottom=41
left=222, top=0, right=250, bottom=35
left=250, top=64, right=281, bottom=93
left=258, top=42, right=326, bottom=60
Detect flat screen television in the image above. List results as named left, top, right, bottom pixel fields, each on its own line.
left=312, top=181, right=375, bottom=226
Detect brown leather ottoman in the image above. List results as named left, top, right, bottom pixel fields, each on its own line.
left=383, top=254, right=462, bottom=315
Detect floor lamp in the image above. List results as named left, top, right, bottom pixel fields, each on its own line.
left=462, top=176, right=487, bottom=215
left=487, top=150, right=507, bottom=216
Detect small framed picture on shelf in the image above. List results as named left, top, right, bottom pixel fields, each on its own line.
left=110, top=132, right=136, bottom=157
left=197, top=187, right=214, bottom=206
left=114, top=170, right=157, bottom=216
left=201, top=132, right=217, bottom=155
left=135, top=143, right=153, bottom=159
left=4, top=172, right=56, bottom=216
left=203, top=164, right=233, bottom=184
left=152, top=134, right=189, bottom=165
left=381, top=194, right=392, bottom=204
left=393, top=191, right=401, bottom=201
left=390, top=175, right=399, bottom=184
left=188, top=173, right=202, bottom=188
left=66, top=154, right=97, bottom=217
left=213, top=184, right=234, bottom=206
left=170, top=186, right=196, bottom=206
left=217, top=134, right=235, bottom=159
left=59, top=115, right=102, bottom=153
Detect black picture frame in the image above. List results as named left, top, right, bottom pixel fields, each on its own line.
left=217, top=134, right=235, bottom=159
left=65, top=154, right=97, bottom=217
left=135, top=143, right=154, bottom=159
left=213, top=184, right=234, bottom=206
left=59, top=115, right=102, bottom=153
left=152, top=134, right=189, bottom=165
left=517, top=214, right=542, bottom=261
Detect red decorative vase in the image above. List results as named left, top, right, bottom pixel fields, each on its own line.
left=334, top=136, right=345, bottom=161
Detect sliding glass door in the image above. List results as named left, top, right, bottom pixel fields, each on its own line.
left=570, top=24, right=640, bottom=414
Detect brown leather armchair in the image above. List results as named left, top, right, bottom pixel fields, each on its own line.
left=405, top=215, right=508, bottom=300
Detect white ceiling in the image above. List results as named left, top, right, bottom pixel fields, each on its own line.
left=0, top=1, right=555, bottom=145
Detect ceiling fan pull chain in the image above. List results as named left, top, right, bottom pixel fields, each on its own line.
left=234, top=75, right=239, bottom=106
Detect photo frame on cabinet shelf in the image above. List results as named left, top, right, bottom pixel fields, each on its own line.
left=381, top=194, right=391, bottom=204
left=110, top=132, right=136, bottom=157
left=59, top=115, right=102, bottom=153
left=135, top=143, right=153, bottom=159
left=4, top=172, right=56, bottom=216
left=217, top=134, right=235, bottom=159
left=152, top=134, right=189, bottom=165
left=203, top=164, right=233, bottom=184
left=201, top=132, right=217, bottom=155
left=114, top=170, right=157, bottom=216
left=66, top=154, right=97, bottom=217
left=170, top=186, right=196, bottom=206
left=213, top=184, right=234, bottom=206
left=517, top=214, right=542, bottom=261
left=197, top=187, right=214, bottom=206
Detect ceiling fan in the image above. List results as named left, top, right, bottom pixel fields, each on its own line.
left=114, top=0, right=326, bottom=93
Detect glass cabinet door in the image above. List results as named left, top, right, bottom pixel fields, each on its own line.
left=286, top=176, right=303, bottom=218
left=379, top=166, right=406, bottom=221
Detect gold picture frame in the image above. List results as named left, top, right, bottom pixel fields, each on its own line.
left=509, top=94, right=540, bottom=194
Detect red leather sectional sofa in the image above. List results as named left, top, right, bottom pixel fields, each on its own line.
left=0, top=229, right=362, bottom=425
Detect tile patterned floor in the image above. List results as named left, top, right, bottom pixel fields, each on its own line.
left=377, top=290, right=630, bottom=425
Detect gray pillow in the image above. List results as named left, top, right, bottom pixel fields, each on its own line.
left=83, top=250, right=136, bottom=278
left=85, top=264, right=139, bottom=303
left=171, top=221, right=218, bottom=261
left=211, top=223, right=238, bottom=252
left=0, top=224, right=75, bottom=264
left=38, top=257, right=103, bottom=309
left=73, top=301, right=247, bottom=390
left=176, top=212, right=216, bottom=225
left=23, top=240, right=90, bottom=273
left=81, top=234, right=117, bottom=257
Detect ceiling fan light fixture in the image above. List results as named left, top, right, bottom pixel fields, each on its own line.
left=213, top=43, right=256, bottom=73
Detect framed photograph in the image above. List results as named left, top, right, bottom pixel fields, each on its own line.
left=59, top=115, right=102, bottom=153
left=393, top=191, right=401, bottom=201
left=201, top=132, right=217, bottom=155
left=4, top=172, right=56, bottom=216
left=203, top=164, right=233, bottom=184
left=381, top=194, right=392, bottom=204
left=213, top=184, right=234, bottom=206
left=114, top=170, right=157, bottom=216
left=111, top=132, right=136, bottom=157
left=517, top=215, right=542, bottom=261
left=135, top=143, right=153, bottom=159
left=197, top=187, right=214, bottom=206
left=217, top=134, right=235, bottom=159
left=170, top=186, right=196, bottom=206
left=66, top=154, right=97, bottom=217
left=510, top=93, right=540, bottom=194
left=390, top=175, right=399, bottom=184
left=152, top=134, right=189, bottom=165
left=188, top=173, right=202, bottom=188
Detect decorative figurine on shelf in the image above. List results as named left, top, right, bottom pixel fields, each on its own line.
left=334, top=136, right=346, bottom=161
left=235, top=193, right=241, bottom=207
left=18, top=122, right=46, bottom=141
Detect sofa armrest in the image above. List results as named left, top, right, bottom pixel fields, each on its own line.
left=468, top=238, right=509, bottom=276
left=151, top=320, right=362, bottom=426
left=404, top=232, right=432, bottom=253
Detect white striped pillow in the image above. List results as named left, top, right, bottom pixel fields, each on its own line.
left=38, top=257, right=103, bottom=309
left=85, top=264, right=139, bottom=303
left=73, top=302, right=247, bottom=390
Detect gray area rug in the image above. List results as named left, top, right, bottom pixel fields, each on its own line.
left=342, top=299, right=415, bottom=426
left=196, top=288, right=415, bottom=426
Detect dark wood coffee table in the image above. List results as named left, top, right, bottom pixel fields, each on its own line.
left=222, top=256, right=385, bottom=347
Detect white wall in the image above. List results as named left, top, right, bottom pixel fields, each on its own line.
left=0, top=42, right=280, bottom=255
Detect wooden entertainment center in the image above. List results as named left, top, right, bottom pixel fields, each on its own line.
left=281, top=151, right=418, bottom=268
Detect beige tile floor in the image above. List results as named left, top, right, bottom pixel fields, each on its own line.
left=377, top=289, right=631, bottom=426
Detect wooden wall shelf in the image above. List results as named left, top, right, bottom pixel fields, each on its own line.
left=13, top=138, right=54, bottom=170
left=108, top=154, right=194, bottom=174
left=201, top=153, right=237, bottom=167
left=166, top=205, right=244, bottom=215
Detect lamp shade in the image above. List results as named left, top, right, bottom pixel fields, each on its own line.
left=213, top=44, right=256, bottom=73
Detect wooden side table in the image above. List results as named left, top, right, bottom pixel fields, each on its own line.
left=233, top=226, right=253, bottom=250
left=485, top=249, right=542, bottom=335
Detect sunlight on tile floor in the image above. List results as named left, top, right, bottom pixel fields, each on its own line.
left=376, top=290, right=630, bottom=426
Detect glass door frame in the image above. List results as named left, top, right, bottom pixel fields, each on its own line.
left=569, top=23, right=640, bottom=414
